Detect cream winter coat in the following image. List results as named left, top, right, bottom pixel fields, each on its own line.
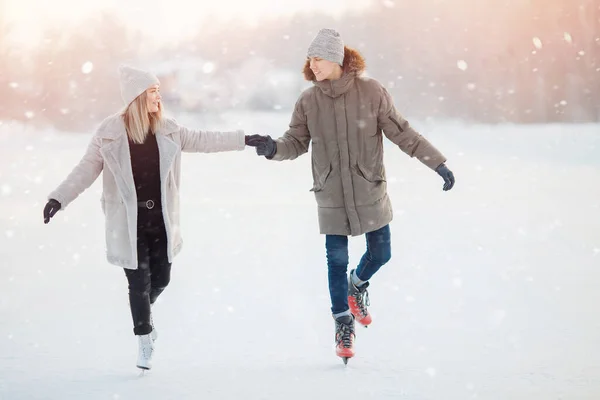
left=48, top=113, right=245, bottom=269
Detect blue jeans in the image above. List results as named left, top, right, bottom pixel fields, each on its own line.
left=325, top=224, right=392, bottom=315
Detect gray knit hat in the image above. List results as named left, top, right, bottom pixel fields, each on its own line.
left=118, top=65, right=160, bottom=106
left=307, top=28, right=344, bottom=66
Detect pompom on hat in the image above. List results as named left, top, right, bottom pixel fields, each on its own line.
left=118, top=65, right=160, bottom=106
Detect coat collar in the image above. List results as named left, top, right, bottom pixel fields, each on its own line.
left=314, top=71, right=356, bottom=98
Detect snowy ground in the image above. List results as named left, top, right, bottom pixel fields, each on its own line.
left=1, top=113, right=599, bottom=400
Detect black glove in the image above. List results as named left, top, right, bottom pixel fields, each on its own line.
left=43, top=199, right=61, bottom=224
left=435, top=163, right=455, bottom=191
left=245, top=134, right=277, bottom=158
left=244, top=135, right=259, bottom=146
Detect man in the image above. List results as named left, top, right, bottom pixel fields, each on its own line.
left=246, top=28, right=455, bottom=363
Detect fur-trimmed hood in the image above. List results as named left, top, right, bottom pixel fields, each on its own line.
left=303, top=46, right=366, bottom=81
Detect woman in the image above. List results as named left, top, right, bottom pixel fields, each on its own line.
left=43, top=65, right=251, bottom=370
left=245, top=29, right=455, bottom=364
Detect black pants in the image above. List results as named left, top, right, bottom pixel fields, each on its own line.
left=124, top=209, right=171, bottom=335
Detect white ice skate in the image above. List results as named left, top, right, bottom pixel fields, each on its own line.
left=136, top=333, right=154, bottom=370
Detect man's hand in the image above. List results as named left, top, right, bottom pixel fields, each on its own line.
left=435, top=163, right=455, bottom=191
left=245, top=135, right=277, bottom=158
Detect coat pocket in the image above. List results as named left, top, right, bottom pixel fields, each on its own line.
left=310, top=163, right=332, bottom=193
left=104, top=199, right=130, bottom=261
left=389, top=116, right=405, bottom=132
left=356, top=163, right=386, bottom=183
left=353, top=163, right=386, bottom=206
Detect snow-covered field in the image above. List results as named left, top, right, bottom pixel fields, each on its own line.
left=1, top=113, right=599, bottom=399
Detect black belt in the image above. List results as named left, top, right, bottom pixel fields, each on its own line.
left=138, top=200, right=158, bottom=209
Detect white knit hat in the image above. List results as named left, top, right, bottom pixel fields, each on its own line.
left=118, top=65, right=160, bottom=106
left=307, top=28, right=345, bottom=66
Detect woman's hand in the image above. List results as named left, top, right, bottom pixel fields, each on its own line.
left=43, top=199, right=62, bottom=224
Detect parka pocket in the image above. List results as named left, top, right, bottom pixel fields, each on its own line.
left=356, top=163, right=386, bottom=183
left=353, top=163, right=387, bottom=206
left=389, top=116, right=405, bottom=133
left=310, top=163, right=332, bottom=193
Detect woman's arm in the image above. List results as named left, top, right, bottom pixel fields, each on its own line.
left=48, top=135, right=104, bottom=208
left=179, top=125, right=245, bottom=153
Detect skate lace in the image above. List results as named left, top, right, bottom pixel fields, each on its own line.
left=140, top=337, right=153, bottom=359
left=355, top=288, right=370, bottom=317
left=337, top=322, right=355, bottom=348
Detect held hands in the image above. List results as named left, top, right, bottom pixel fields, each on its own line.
left=435, top=163, right=455, bottom=191
left=245, top=135, right=277, bottom=158
left=43, top=199, right=61, bottom=224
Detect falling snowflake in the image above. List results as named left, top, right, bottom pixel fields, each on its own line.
left=457, top=60, right=468, bottom=71
left=81, top=61, right=94, bottom=74
left=24, top=111, right=34, bottom=119
left=532, top=37, right=543, bottom=49
left=467, top=83, right=476, bottom=91
left=202, top=62, right=215, bottom=74
left=382, top=0, right=395, bottom=8
left=8, top=82, right=18, bottom=88
left=564, top=32, right=573, bottom=44
left=1, top=185, right=11, bottom=195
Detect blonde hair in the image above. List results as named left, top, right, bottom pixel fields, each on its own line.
left=122, top=90, right=163, bottom=144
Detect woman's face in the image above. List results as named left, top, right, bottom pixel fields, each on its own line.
left=146, top=85, right=161, bottom=113
left=309, top=57, right=338, bottom=81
